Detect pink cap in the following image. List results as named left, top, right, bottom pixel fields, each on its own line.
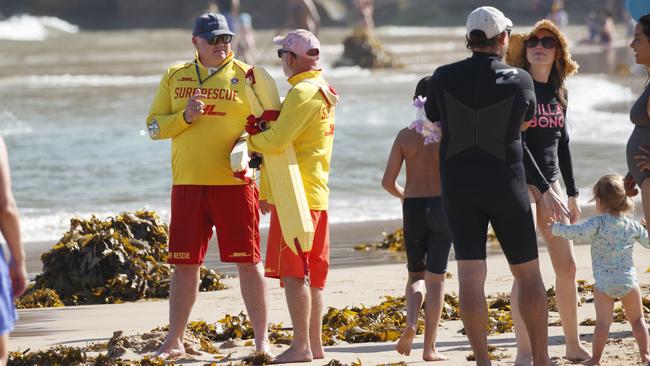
left=273, top=29, right=320, bottom=60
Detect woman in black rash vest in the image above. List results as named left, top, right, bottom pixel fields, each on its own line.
left=626, top=15, right=650, bottom=231
left=506, top=20, right=591, bottom=364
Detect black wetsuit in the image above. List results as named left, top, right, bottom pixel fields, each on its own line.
left=523, top=81, right=578, bottom=197
left=425, top=52, right=538, bottom=265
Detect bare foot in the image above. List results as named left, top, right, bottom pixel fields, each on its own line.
left=272, top=345, right=313, bottom=364
left=311, top=345, right=325, bottom=359
left=642, top=352, right=650, bottom=364
left=395, top=326, right=416, bottom=356
left=155, top=337, right=185, bottom=360
left=566, top=344, right=591, bottom=362
left=423, top=348, right=448, bottom=361
left=580, top=358, right=600, bottom=366
left=513, top=354, right=532, bottom=366
left=257, top=339, right=272, bottom=355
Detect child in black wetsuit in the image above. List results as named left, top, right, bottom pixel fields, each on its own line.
left=381, top=76, right=451, bottom=362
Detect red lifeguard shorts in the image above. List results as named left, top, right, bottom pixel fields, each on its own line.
left=168, top=184, right=261, bottom=265
left=264, top=206, right=330, bottom=288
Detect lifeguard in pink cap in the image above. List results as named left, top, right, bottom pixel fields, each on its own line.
left=248, top=29, right=338, bottom=363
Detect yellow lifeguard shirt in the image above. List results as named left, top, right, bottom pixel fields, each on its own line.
left=248, top=70, right=338, bottom=210
left=146, top=51, right=273, bottom=185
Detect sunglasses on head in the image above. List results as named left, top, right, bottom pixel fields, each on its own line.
left=526, top=36, right=557, bottom=49
left=207, top=34, right=233, bottom=45
left=277, top=49, right=297, bottom=58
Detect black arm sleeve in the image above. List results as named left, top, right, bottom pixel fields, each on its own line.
left=522, top=130, right=551, bottom=193
left=558, top=120, right=579, bottom=197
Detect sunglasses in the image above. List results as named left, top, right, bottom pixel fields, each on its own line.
left=526, top=36, right=557, bottom=49
left=277, top=49, right=297, bottom=58
left=207, top=34, right=233, bottom=45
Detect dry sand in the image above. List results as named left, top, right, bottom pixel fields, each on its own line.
left=11, top=221, right=650, bottom=365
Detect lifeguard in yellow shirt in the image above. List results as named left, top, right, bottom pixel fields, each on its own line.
left=248, top=29, right=338, bottom=363
left=145, top=12, right=277, bottom=359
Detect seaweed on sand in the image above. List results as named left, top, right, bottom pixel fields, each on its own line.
left=16, top=211, right=225, bottom=308
left=355, top=228, right=405, bottom=251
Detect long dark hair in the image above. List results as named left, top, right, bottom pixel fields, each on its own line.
left=639, top=14, right=650, bottom=87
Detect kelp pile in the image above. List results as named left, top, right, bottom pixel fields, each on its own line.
left=486, top=293, right=513, bottom=334
left=16, top=211, right=225, bottom=308
left=466, top=345, right=508, bottom=361
left=321, top=296, right=422, bottom=345
left=355, top=228, right=404, bottom=251
left=8, top=345, right=166, bottom=366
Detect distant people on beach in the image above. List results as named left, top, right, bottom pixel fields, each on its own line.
left=146, top=12, right=273, bottom=359
left=547, top=1, right=569, bottom=29
left=353, top=0, right=375, bottom=33
left=626, top=14, right=650, bottom=234
left=214, top=0, right=240, bottom=34
left=425, top=6, right=560, bottom=365
left=284, top=0, right=321, bottom=36
left=549, top=173, right=650, bottom=366
left=382, top=76, right=451, bottom=362
left=505, top=19, right=591, bottom=363
left=0, top=136, right=26, bottom=365
left=248, top=29, right=338, bottom=363
left=236, top=12, right=257, bottom=64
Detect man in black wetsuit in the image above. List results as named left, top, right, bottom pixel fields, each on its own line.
left=425, top=6, right=564, bottom=366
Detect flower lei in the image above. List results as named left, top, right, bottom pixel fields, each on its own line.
left=408, top=95, right=441, bottom=145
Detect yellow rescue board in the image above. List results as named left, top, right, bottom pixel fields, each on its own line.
left=244, top=68, right=314, bottom=255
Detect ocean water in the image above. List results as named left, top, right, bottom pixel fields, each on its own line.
left=0, top=16, right=642, bottom=246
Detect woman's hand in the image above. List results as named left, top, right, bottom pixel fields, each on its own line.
left=624, top=172, right=639, bottom=197
left=567, top=196, right=580, bottom=224
left=544, top=218, right=558, bottom=238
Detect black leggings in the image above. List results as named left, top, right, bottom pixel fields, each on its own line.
left=402, top=197, right=452, bottom=274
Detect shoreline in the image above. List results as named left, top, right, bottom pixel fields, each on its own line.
left=12, top=243, right=650, bottom=365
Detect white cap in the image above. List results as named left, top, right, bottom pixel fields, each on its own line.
left=465, top=6, right=513, bottom=39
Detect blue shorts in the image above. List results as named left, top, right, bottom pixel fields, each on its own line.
left=0, top=250, right=17, bottom=335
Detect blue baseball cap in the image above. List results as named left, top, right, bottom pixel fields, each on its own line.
left=193, top=12, right=235, bottom=38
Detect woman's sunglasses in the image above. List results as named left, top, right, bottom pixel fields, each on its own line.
left=526, top=36, right=557, bottom=49
left=207, top=34, right=233, bottom=45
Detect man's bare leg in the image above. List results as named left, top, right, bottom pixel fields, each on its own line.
left=310, top=286, right=325, bottom=359
left=237, top=262, right=269, bottom=353
left=157, top=264, right=200, bottom=359
left=273, top=277, right=313, bottom=363
left=396, top=271, right=425, bottom=356
left=423, top=271, right=448, bottom=361
left=457, top=260, right=490, bottom=366
left=511, top=279, right=533, bottom=366
left=510, top=259, right=554, bottom=366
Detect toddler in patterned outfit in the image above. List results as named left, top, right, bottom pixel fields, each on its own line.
left=549, top=173, right=650, bottom=366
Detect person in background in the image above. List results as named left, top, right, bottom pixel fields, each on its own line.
left=0, top=135, right=27, bottom=365
left=382, top=76, right=451, bottom=362
left=284, top=0, right=320, bottom=36
left=237, top=12, right=257, bottom=64
left=549, top=174, right=650, bottom=366
left=547, top=1, right=569, bottom=29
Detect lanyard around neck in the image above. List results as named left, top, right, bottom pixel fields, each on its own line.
left=194, top=58, right=232, bottom=86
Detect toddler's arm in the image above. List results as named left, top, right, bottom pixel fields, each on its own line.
left=551, top=217, right=600, bottom=241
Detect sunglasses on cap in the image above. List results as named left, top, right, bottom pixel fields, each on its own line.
left=526, top=36, right=557, bottom=49
left=277, top=49, right=297, bottom=58
left=207, top=34, right=233, bottom=45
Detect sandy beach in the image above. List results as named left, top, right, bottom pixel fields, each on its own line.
left=12, top=217, right=650, bottom=365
